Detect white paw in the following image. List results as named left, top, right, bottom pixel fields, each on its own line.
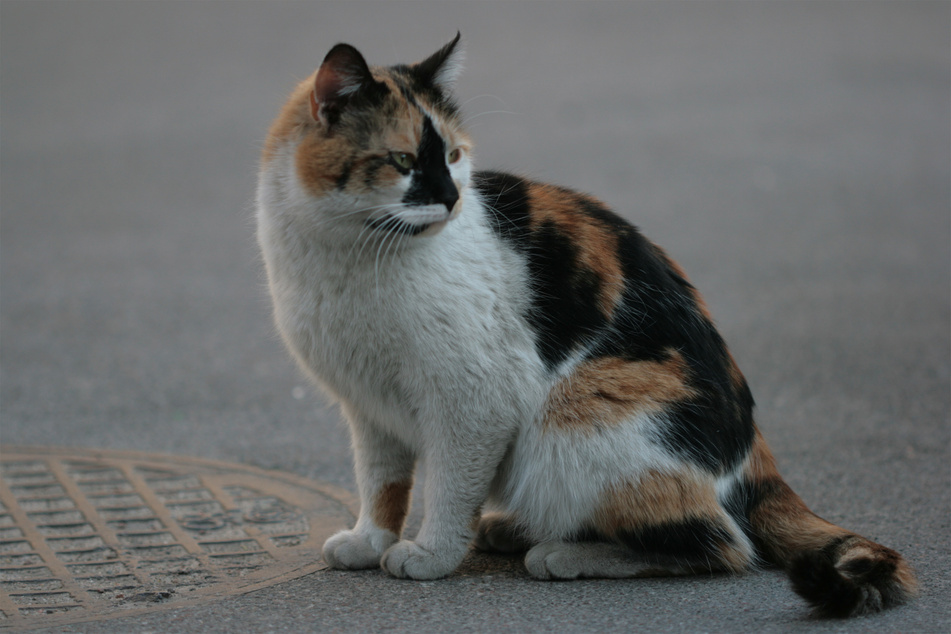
left=381, top=540, right=459, bottom=580
left=322, top=529, right=395, bottom=570
left=525, top=541, right=580, bottom=580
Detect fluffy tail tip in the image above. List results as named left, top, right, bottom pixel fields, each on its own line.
left=789, top=548, right=917, bottom=618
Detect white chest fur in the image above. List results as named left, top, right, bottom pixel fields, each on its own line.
left=256, top=163, right=547, bottom=448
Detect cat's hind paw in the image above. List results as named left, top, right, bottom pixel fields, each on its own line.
left=381, top=540, right=460, bottom=580
left=322, top=529, right=396, bottom=570
left=525, top=541, right=662, bottom=580
left=525, top=541, right=583, bottom=580
left=474, top=513, right=533, bottom=554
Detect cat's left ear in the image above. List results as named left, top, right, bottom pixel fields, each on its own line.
left=413, top=32, right=464, bottom=92
left=312, top=43, right=377, bottom=128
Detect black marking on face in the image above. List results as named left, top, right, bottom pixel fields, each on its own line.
left=401, top=116, right=458, bottom=214
left=389, top=65, right=460, bottom=119
left=335, top=160, right=353, bottom=190
left=363, top=155, right=389, bottom=187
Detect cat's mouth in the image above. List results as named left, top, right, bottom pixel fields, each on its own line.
left=367, top=207, right=457, bottom=237
left=367, top=216, right=436, bottom=236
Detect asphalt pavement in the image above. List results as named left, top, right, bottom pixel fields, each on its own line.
left=2, top=1, right=948, bottom=632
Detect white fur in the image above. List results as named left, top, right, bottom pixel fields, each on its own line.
left=258, top=136, right=551, bottom=577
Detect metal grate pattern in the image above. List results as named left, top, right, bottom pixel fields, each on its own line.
left=0, top=447, right=357, bottom=628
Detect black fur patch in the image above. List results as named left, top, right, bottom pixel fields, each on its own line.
left=475, top=170, right=532, bottom=242
left=656, top=399, right=754, bottom=473
left=788, top=534, right=914, bottom=618
left=789, top=549, right=876, bottom=618
left=616, top=517, right=736, bottom=568
left=474, top=171, right=608, bottom=369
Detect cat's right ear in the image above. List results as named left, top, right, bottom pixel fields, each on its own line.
left=311, top=43, right=375, bottom=128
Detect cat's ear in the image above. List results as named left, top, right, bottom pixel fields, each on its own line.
left=413, top=32, right=464, bottom=93
left=312, top=43, right=375, bottom=127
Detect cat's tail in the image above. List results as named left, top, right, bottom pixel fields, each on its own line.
left=741, top=431, right=917, bottom=618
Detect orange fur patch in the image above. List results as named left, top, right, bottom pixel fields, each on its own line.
left=295, top=133, right=354, bottom=196
left=371, top=480, right=412, bottom=535
left=526, top=185, right=625, bottom=318
left=596, top=469, right=722, bottom=532
left=544, top=351, right=696, bottom=432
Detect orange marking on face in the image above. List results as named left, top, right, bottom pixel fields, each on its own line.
left=294, top=133, right=354, bottom=196
left=372, top=480, right=412, bottom=535
left=526, top=185, right=625, bottom=319
left=544, top=351, right=696, bottom=432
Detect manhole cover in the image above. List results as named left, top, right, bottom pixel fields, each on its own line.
left=0, top=446, right=357, bottom=629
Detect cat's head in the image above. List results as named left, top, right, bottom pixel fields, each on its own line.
left=262, top=34, right=471, bottom=240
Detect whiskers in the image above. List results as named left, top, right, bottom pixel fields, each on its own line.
left=332, top=202, right=419, bottom=297
left=460, top=94, right=521, bottom=128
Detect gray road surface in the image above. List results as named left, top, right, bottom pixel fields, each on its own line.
left=2, top=1, right=948, bottom=632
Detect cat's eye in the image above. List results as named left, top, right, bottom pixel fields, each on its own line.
left=448, top=148, right=462, bottom=164
left=390, top=152, right=416, bottom=171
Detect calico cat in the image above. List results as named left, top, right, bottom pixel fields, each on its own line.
left=255, top=34, right=916, bottom=617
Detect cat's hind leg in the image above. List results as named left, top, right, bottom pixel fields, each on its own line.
left=526, top=468, right=754, bottom=580
left=474, top=512, right=534, bottom=554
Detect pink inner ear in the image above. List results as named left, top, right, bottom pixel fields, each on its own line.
left=313, top=64, right=343, bottom=104
left=311, top=63, right=347, bottom=124
left=310, top=44, right=375, bottom=125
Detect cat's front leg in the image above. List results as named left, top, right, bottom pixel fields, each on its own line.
left=381, top=431, right=508, bottom=580
left=322, top=421, right=415, bottom=570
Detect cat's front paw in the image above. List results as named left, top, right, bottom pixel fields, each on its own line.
left=322, top=529, right=397, bottom=570
left=381, top=540, right=460, bottom=580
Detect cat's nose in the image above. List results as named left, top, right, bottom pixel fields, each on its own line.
left=439, top=189, right=459, bottom=215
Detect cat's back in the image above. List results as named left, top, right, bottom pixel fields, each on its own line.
left=471, top=170, right=716, bottom=365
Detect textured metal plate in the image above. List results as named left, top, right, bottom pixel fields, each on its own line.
left=0, top=446, right=358, bottom=629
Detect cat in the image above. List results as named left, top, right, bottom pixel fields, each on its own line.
left=255, top=34, right=916, bottom=617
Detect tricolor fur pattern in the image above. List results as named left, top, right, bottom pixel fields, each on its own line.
left=255, top=35, right=916, bottom=617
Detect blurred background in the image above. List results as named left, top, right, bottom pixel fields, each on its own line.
left=2, top=0, right=948, bottom=569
